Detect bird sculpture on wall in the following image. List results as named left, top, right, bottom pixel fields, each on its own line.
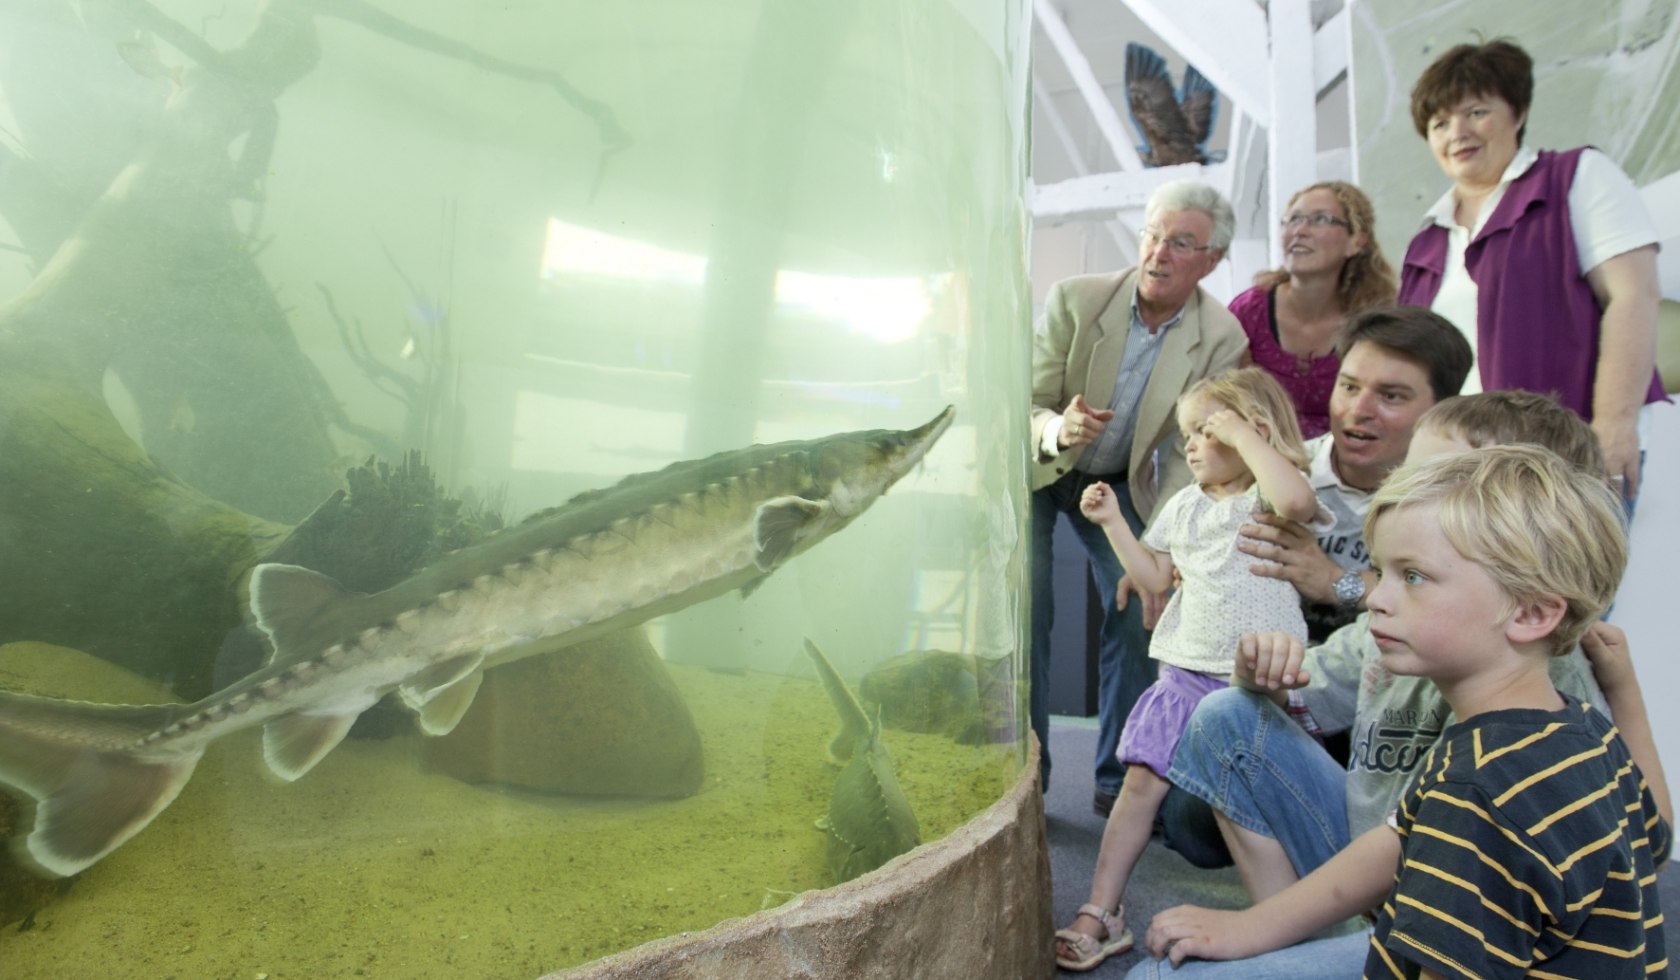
left=1123, top=41, right=1225, bottom=167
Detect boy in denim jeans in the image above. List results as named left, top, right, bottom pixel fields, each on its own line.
left=1160, top=392, right=1614, bottom=902
left=1132, top=446, right=1671, bottom=978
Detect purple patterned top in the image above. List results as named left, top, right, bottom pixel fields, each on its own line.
left=1228, top=285, right=1337, bottom=439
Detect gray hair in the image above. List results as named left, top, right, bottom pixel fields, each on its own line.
left=1144, top=180, right=1235, bottom=252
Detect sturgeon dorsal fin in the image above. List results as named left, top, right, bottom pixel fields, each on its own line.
left=803, top=639, right=870, bottom=764
left=249, top=564, right=364, bottom=665
left=753, top=496, right=830, bottom=572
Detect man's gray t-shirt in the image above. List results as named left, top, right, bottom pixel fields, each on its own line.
left=1300, top=614, right=1610, bottom=837
left=1302, top=434, right=1372, bottom=641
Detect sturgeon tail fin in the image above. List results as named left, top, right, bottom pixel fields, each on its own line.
left=803, top=639, right=872, bottom=765
left=0, top=689, right=201, bottom=878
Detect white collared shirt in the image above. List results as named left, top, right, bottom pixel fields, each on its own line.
left=1418, top=146, right=1657, bottom=394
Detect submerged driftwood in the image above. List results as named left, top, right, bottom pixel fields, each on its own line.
left=0, top=0, right=628, bottom=696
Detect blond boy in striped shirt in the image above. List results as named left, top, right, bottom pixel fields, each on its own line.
left=1137, top=445, right=1671, bottom=979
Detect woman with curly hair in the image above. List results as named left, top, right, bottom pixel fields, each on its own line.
left=1230, top=182, right=1397, bottom=438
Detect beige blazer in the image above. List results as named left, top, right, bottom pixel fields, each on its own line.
left=1030, top=268, right=1248, bottom=524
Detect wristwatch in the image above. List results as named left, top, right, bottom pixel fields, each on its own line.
left=1333, top=569, right=1366, bottom=607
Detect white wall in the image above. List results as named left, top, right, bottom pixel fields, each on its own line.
left=1609, top=405, right=1680, bottom=797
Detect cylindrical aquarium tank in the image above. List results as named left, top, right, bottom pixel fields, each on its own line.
left=0, top=1, right=1037, bottom=976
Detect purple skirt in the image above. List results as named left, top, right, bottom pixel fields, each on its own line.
left=1116, top=664, right=1229, bottom=778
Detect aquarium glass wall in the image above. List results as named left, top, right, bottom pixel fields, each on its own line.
left=0, top=0, right=1032, bottom=975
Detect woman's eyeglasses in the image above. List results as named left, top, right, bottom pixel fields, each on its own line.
left=1280, top=212, right=1352, bottom=231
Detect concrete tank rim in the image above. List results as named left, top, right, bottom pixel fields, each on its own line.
left=546, top=735, right=1043, bottom=978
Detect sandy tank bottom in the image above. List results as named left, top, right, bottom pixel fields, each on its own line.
left=0, top=659, right=1019, bottom=979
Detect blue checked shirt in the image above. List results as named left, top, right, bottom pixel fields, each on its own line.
left=1074, top=299, right=1179, bottom=476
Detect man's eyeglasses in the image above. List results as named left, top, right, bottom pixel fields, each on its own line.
left=1140, top=227, right=1216, bottom=256
left=1280, top=211, right=1352, bottom=231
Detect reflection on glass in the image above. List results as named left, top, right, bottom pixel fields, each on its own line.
left=542, top=216, right=943, bottom=343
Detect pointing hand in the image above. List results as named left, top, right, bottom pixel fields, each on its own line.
left=1059, top=393, right=1115, bottom=449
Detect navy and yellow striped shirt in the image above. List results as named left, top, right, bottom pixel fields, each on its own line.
left=1365, top=695, right=1670, bottom=979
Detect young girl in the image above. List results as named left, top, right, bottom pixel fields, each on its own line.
left=1054, top=366, right=1329, bottom=972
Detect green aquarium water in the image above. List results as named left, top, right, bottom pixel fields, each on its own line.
left=0, top=0, right=1032, bottom=976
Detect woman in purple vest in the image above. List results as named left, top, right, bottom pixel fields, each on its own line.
left=1229, top=182, right=1397, bottom=439
left=1397, top=39, right=1666, bottom=502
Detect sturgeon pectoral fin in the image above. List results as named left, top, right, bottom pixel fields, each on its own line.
left=263, top=709, right=367, bottom=782
left=399, top=655, right=485, bottom=708
left=753, top=496, right=830, bottom=572
left=402, top=668, right=484, bottom=736
left=398, top=655, right=486, bottom=735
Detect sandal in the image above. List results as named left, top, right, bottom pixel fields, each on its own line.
left=1054, top=902, right=1133, bottom=971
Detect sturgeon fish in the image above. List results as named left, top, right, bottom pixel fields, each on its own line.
left=0, top=407, right=953, bottom=877
left=804, top=639, right=921, bottom=883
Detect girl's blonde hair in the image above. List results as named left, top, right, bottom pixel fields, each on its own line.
left=1253, top=181, right=1398, bottom=314
left=1182, top=367, right=1311, bottom=472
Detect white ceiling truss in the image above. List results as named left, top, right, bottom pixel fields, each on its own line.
left=1029, top=0, right=1354, bottom=281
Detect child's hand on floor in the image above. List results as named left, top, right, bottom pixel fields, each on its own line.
left=1143, top=904, right=1265, bottom=965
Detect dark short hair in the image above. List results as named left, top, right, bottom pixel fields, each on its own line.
left=1409, top=40, right=1533, bottom=143
left=1335, top=306, right=1474, bottom=403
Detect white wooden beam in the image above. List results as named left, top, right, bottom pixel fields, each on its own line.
left=1267, top=0, right=1317, bottom=266
left=1224, top=114, right=1272, bottom=289
left=1317, top=146, right=1353, bottom=182
left=1030, top=162, right=1229, bottom=225
left=1215, top=106, right=1245, bottom=203
left=1033, top=0, right=1145, bottom=172
left=1121, top=0, right=1271, bottom=128
left=1033, top=71, right=1092, bottom=180
left=1314, top=6, right=1350, bottom=96
left=1033, top=72, right=1138, bottom=262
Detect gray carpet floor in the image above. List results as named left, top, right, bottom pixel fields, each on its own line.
left=1044, top=718, right=1680, bottom=977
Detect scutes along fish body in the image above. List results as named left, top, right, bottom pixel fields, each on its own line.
left=0, top=408, right=953, bottom=877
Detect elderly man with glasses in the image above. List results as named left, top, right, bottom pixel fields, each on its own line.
left=1029, top=180, right=1248, bottom=813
